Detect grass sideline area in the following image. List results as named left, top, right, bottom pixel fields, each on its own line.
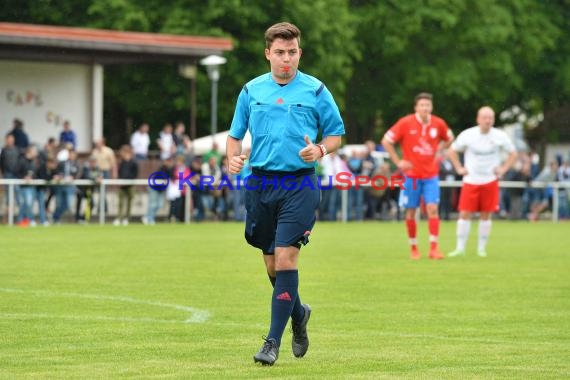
left=0, top=221, right=568, bottom=379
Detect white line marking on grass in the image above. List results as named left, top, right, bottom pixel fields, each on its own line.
left=0, top=288, right=210, bottom=324
left=0, top=312, right=184, bottom=324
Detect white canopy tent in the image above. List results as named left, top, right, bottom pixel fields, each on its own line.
left=192, top=130, right=252, bottom=156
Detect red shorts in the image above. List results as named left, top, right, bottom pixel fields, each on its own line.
left=458, top=180, right=499, bottom=213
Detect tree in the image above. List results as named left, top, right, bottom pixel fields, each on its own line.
left=345, top=0, right=564, bottom=144
left=522, top=0, right=570, bottom=145
left=86, top=0, right=358, bottom=146
left=3, top=0, right=568, bottom=148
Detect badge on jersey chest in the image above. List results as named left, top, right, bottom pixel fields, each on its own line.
left=429, top=127, right=438, bottom=139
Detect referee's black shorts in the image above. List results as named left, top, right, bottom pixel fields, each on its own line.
left=244, top=168, right=320, bottom=254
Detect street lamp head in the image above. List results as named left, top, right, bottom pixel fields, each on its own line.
left=200, top=54, right=227, bottom=67
left=200, top=55, right=226, bottom=138
left=200, top=55, right=227, bottom=81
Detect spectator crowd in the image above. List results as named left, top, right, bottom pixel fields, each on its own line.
left=1, top=117, right=569, bottom=226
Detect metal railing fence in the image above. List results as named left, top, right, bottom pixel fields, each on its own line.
left=0, top=178, right=568, bottom=225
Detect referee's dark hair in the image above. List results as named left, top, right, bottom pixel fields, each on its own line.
left=265, top=22, right=301, bottom=49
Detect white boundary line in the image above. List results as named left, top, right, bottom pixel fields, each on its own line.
left=0, top=288, right=210, bottom=324
left=0, top=312, right=184, bottom=324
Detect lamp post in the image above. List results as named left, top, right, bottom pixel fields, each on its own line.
left=200, top=55, right=227, bottom=138
left=178, top=63, right=197, bottom=140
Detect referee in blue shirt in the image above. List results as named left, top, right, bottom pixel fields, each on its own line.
left=227, top=22, right=345, bottom=366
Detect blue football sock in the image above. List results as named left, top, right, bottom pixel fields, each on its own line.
left=267, top=270, right=299, bottom=345
left=268, top=274, right=305, bottom=323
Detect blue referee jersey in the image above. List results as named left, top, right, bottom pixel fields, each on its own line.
left=229, top=71, right=345, bottom=172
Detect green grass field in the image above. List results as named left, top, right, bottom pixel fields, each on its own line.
left=1, top=221, right=569, bottom=379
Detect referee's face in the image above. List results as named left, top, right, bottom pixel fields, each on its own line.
left=265, top=38, right=302, bottom=84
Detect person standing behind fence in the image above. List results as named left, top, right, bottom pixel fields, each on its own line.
left=36, top=156, right=57, bottom=226
left=142, top=156, right=174, bottom=225
left=8, top=118, right=29, bottom=151
left=39, top=137, right=57, bottom=164
left=362, top=140, right=379, bottom=219
left=526, top=161, right=558, bottom=221
left=232, top=148, right=251, bottom=221
left=92, top=138, right=116, bottom=179
left=39, top=137, right=58, bottom=212
left=382, top=92, right=454, bottom=260
left=319, top=151, right=349, bottom=221
left=201, top=155, right=223, bottom=219
left=59, top=120, right=77, bottom=150
left=447, top=106, right=517, bottom=257
left=130, top=123, right=150, bottom=161
left=76, top=156, right=102, bottom=223
left=172, top=122, right=186, bottom=148
left=158, top=123, right=175, bottom=160
left=1, top=134, right=20, bottom=177
left=557, top=160, right=570, bottom=219
left=226, top=22, right=345, bottom=365
left=1, top=135, right=21, bottom=214
left=15, top=145, right=38, bottom=226
left=172, top=154, right=190, bottom=222
left=53, top=149, right=80, bottom=224
left=114, top=145, right=138, bottom=226
left=92, top=138, right=116, bottom=217
left=203, top=141, right=222, bottom=166
left=347, top=150, right=364, bottom=221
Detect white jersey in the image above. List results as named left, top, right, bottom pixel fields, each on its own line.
left=452, top=126, right=515, bottom=185
left=130, top=131, right=150, bottom=156
left=158, top=132, right=174, bottom=160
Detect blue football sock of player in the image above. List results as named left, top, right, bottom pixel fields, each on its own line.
left=268, top=274, right=305, bottom=323
left=267, top=270, right=299, bottom=345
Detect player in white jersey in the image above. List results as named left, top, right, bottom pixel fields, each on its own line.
left=447, top=106, right=517, bottom=257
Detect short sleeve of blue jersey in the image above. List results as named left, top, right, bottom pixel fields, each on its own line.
left=316, top=86, right=345, bottom=137
left=229, top=88, right=250, bottom=140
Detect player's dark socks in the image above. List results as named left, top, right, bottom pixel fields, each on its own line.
left=267, top=270, right=298, bottom=345
left=290, top=292, right=305, bottom=323
left=268, top=274, right=304, bottom=323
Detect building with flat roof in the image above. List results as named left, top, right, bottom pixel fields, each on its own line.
left=0, top=22, right=232, bottom=152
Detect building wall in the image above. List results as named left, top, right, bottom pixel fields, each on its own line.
left=0, top=60, right=91, bottom=152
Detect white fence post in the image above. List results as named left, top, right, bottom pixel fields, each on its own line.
left=552, top=185, right=559, bottom=223
left=99, top=181, right=106, bottom=225
left=341, top=189, right=348, bottom=223
left=8, top=183, right=14, bottom=226
left=184, top=184, right=192, bottom=224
